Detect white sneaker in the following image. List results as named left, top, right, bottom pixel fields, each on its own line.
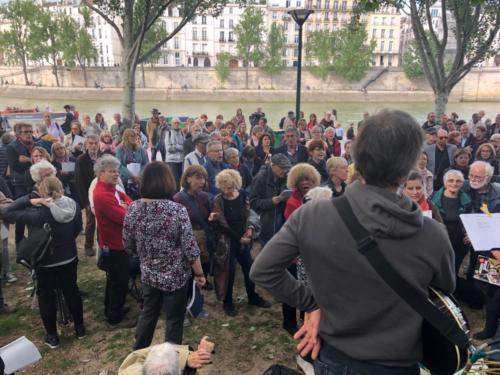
left=4, top=272, right=17, bottom=283
left=296, top=355, right=314, bottom=375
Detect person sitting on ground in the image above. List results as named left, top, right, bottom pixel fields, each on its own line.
left=2, top=177, right=84, bottom=349
left=325, top=157, right=348, bottom=197
left=403, top=171, right=443, bottom=223
left=118, top=337, right=214, bottom=375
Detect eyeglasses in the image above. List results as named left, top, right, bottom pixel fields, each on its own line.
left=438, top=136, right=448, bottom=140
left=20, top=130, right=33, bottom=134
left=469, top=174, right=487, bottom=182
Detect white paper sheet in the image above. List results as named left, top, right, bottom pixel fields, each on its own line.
left=0, top=336, right=41, bottom=374
left=127, top=162, right=141, bottom=177
left=72, top=135, right=86, bottom=147
left=422, top=210, right=433, bottom=218
left=61, top=162, right=75, bottom=173
left=0, top=224, right=8, bottom=240
left=146, top=148, right=163, bottom=162
left=460, top=213, right=500, bottom=251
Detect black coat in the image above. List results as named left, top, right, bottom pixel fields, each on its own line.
left=75, top=152, right=96, bottom=208
left=274, top=144, right=309, bottom=165
left=1, top=195, right=82, bottom=266
left=249, top=165, right=286, bottom=242
left=6, top=139, right=31, bottom=188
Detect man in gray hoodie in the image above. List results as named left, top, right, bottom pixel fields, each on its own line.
left=250, top=110, right=455, bottom=374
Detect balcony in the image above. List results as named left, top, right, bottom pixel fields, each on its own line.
left=192, top=51, right=209, bottom=56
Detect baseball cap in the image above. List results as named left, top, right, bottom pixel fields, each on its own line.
left=271, top=154, right=292, bottom=169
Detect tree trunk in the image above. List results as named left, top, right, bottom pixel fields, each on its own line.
left=122, top=59, right=136, bottom=123
left=245, top=62, right=249, bottom=89
left=21, top=55, right=29, bottom=85
left=141, top=63, right=146, bottom=88
left=434, top=90, right=449, bottom=116
left=82, top=65, right=88, bottom=88
left=52, top=54, right=60, bottom=87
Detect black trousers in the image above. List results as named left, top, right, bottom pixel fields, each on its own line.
left=36, top=259, right=83, bottom=335
left=282, top=264, right=302, bottom=328
left=224, top=242, right=258, bottom=306
left=134, top=282, right=189, bottom=349
left=104, top=250, right=130, bottom=324
left=13, top=185, right=28, bottom=244
left=166, top=162, right=183, bottom=191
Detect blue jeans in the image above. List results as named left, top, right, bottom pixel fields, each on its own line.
left=314, top=344, right=419, bottom=375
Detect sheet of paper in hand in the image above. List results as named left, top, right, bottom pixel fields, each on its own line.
left=460, top=213, right=500, bottom=251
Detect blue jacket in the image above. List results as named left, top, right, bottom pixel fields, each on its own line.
left=115, top=147, right=149, bottom=182
left=274, top=144, right=309, bottom=165
left=203, top=158, right=228, bottom=197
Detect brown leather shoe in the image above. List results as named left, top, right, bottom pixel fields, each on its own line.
left=0, top=304, right=17, bottom=314
left=107, top=317, right=137, bottom=330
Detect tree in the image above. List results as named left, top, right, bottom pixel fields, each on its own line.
left=306, top=30, right=336, bottom=80
left=358, top=0, right=500, bottom=115
left=215, top=52, right=231, bottom=87
left=261, top=22, right=286, bottom=88
left=59, top=8, right=98, bottom=87
left=0, top=0, right=40, bottom=85
left=82, top=0, right=230, bottom=122
left=333, top=22, right=375, bottom=81
left=234, top=6, right=265, bottom=89
left=402, top=39, right=425, bottom=79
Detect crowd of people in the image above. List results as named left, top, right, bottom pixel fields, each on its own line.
left=0, top=104, right=499, bottom=374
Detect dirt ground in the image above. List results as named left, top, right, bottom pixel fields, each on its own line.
left=0, top=231, right=488, bottom=375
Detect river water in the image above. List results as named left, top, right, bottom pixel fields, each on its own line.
left=1, top=96, right=499, bottom=129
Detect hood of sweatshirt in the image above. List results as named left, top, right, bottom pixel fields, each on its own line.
left=47, top=196, right=77, bottom=223
left=345, top=180, right=423, bottom=239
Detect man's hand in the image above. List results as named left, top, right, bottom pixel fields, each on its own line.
left=199, top=336, right=215, bottom=353
left=208, top=212, right=220, bottom=222
left=19, top=155, right=31, bottom=163
left=272, top=195, right=284, bottom=205
left=30, top=198, right=50, bottom=207
left=186, top=350, right=212, bottom=369
left=294, top=309, right=321, bottom=360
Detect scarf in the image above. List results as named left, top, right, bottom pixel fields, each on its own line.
left=17, top=136, right=34, bottom=154
left=417, top=195, right=429, bottom=212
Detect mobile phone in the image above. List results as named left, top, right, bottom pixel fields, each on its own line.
left=280, top=189, right=293, bottom=199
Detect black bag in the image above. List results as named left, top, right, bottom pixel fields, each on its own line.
left=16, top=223, right=53, bottom=268
left=262, top=365, right=301, bottom=375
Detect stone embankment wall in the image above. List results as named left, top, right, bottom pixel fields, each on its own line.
left=0, top=66, right=499, bottom=102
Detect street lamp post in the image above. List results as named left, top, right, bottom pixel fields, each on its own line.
left=288, top=8, right=314, bottom=123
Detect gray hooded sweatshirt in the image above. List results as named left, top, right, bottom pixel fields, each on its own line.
left=48, top=196, right=77, bottom=224
left=250, top=181, right=455, bottom=367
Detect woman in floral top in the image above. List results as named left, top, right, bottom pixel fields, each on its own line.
left=123, top=161, right=205, bottom=350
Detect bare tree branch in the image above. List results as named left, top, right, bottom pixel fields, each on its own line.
left=81, top=0, right=123, bottom=43
left=440, top=0, right=448, bottom=56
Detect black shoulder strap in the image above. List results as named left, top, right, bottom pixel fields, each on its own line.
left=333, top=195, right=469, bottom=349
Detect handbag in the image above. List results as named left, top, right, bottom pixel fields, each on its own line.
left=332, top=195, right=470, bottom=375
left=16, top=223, right=53, bottom=269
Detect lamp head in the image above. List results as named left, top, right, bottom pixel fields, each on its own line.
left=288, top=8, right=314, bottom=26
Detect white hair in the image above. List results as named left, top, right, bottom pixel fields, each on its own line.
left=30, top=160, right=56, bottom=183
left=490, top=134, right=500, bottom=142
left=470, top=160, right=494, bottom=178
left=443, top=169, right=464, bottom=184
left=305, top=186, right=333, bottom=201
left=142, top=343, right=181, bottom=375
left=224, top=147, right=239, bottom=162
left=94, top=154, right=121, bottom=175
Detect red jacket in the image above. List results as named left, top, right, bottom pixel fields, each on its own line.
left=284, top=190, right=303, bottom=221
left=93, top=180, right=132, bottom=250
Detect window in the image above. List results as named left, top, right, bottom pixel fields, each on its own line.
left=391, top=17, right=395, bottom=25
left=307, top=0, right=313, bottom=8
left=341, top=0, right=346, bottom=11
left=380, top=40, right=384, bottom=51
left=325, top=0, right=330, bottom=9
left=389, top=29, right=394, bottom=38
left=381, top=29, right=385, bottom=38
left=229, top=19, right=234, bottom=29
left=202, top=43, right=207, bottom=52
left=193, top=43, right=198, bottom=52
left=294, top=48, right=298, bottom=57
left=295, top=22, right=300, bottom=30
left=286, top=0, right=290, bottom=6
left=431, top=8, right=438, bottom=17
left=91, top=29, right=94, bottom=38
left=372, top=28, right=376, bottom=38
left=192, top=17, right=197, bottom=24
left=98, top=28, right=102, bottom=38
left=272, top=11, right=277, bottom=20
left=374, top=17, right=379, bottom=25
left=220, top=19, right=224, bottom=28
left=294, top=35, right=299, bottom=43
left=175, top=52, right=180, bottom=66
left=325, top=11, right=329, bottom=20
left=163, top=55, right=168, bottom=65
left=382, top=17, right=386, bottom=25
left=201, top=16, right=206, bottom=24
left=220, top=31, right=225, bottom=42
left=388, top=55, right=393, bottom=66
left=229, top=6, right=233, bottom=14
left=307, top=23, right=312, bottom=31
left=282, top=48, right=287, bottom=57
left=333, top=0, right=338, bottom=10
left=296, top=0, right=301, bottom=6
left=174, top=37, right=179, bottom=49
left=388, top=41, right=393, bottom=52
left=193, top=29, right=198, bottom=40
left=174, top=22, right=178, bottom=29
left=202, top=28, right=207, bottom=41
left=228, top=31, right=234, bottom=42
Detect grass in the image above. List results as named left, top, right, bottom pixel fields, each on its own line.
left=0, top=234, right=297, bottom=375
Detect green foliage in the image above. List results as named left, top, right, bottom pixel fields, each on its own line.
left=215, top=52, right=231, bottom=84
left=234, top=6, right=265, bottom=68
left=133, top=0, right=167, bottom=66
left=333, top=23, right=375, bottom=81
left=261, top=22, right=286, bottom=77
left=306, top=23, right=374, bottom=81
left=306, top=30, right=336, bottom=80
left=0, top=0, right=41, bottom=83
left=403, top=39, right=425, bottom=79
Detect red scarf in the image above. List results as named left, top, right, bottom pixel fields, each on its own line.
left=17, top=136, right=34, bottom=154
left=417, top=196, right=429, bottom=211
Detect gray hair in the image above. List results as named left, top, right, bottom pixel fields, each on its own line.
left=353, top=109, right=423, bottom=187
left=490, top=134, right=500, bottom=142
left=14, top=122, right=32, bottom=135
left=36, top=123, right=48, bottom=135
left=94, top=155, right=120, bottom=175
left=305, top=186, right=333, bottom=201
left=470, top=160, right=494, bottom=178
left=224, top=147, right=239, bottom=162
left=85, top=134, right=100, bottom=144
left=30, top=160, right=56, bottom=183
left=285, top=126, right=299, bottom=137
left=207, top=140, right=222, bottom=152
left=326, top=156, right=348, bottom=174
left=142, top=342, right=180, bottom=375
left=443, top=169, right=464, bottom=184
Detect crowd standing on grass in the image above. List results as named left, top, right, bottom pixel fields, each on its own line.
left=0, top=104, right=499, bottom=374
